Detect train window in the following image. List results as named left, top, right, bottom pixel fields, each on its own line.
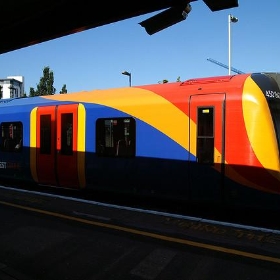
left=61, top=113, right=73, bottom=156
left=196, top=107, right=214, bottom=165
left=40, top=115, right=51, bottom=154
left=1, top=122, right=23, bottom=153
left=267, top=99, right=280, bottom=156
left=96, top=117, right=136, bottom=157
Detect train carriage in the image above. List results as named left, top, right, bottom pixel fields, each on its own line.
left=0, top=72, right=280, bottom=211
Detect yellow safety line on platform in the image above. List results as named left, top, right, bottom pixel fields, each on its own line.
left=1, top=200, right=280, bottom=264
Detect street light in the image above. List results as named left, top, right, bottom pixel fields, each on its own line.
left=122, top=71, right=131, bottom=87
left=228, top=14, right=238, bottom=75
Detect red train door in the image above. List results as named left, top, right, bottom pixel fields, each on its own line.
left=36, top=106, right=56, bottom=186
left=189, top=93, right=225, bottom=202
left=35, top=104, right=85, bottom=189
left=56, top=104, right=79, bottom=188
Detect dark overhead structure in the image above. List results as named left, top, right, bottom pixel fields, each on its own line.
left=139, top=3, right=193, bottom=35
left=0, top=0, right=238, bottom=55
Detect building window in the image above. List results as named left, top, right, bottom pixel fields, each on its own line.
left=96, top=117, right=136, bottom=157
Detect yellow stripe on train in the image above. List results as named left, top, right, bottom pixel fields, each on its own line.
left=43, top=87, right=197, bottom=155
left=243, top=77, right=280, bottom=179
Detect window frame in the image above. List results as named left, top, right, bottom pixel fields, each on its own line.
left=96, top=117, right=136, bottom=157
left=1, top=121, right=23, bottom=153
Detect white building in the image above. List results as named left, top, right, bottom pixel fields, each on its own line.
left=0, top=76, right=24, bottom=99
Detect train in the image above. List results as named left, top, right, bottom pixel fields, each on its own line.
left=0, top=72, right=280, bottom=211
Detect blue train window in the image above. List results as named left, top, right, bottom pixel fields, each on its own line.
left=1, top=122, right=23, bottom=153
left=96, top=117, right=135, bottom=157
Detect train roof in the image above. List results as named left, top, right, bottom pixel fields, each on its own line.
left=0, top=73, right=279, bottom=110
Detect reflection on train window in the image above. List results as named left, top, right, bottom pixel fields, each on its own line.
left=40, top=115, right=51, bottom=154
left=61, top=113, right=73, bottom=155
left=1, top=122, right=23, bottom=152
left=96, top=117, right=136, bottom=157
left=196, top=107, right=214, bottom=165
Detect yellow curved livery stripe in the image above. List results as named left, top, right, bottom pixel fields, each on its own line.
left=243, top=77, right=280, bottom=178
left=30, top=107, right=38, bottom=182
left=77, top=103, right=86, bottom=188
left=44, top=88, right=196, bottom=155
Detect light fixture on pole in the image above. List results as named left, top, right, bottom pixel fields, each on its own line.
left=228, top=14, right=238, bottom=75
left=122, top=71, right=131, bottom=87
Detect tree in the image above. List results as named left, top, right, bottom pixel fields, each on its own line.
left=158, top=79, right=168, bottom=84
left=158, top=77, right=181, bottom=84
left=29, top=66, right=56, bottom=96
left=29, top=87, right=36, bottom=97
left=60, top=84, right=67, bottom=94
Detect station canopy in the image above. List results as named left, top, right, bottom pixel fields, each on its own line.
left=0, top=0, right=238, bottom=54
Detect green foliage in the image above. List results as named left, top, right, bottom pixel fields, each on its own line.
left=29, top=66, right=56, bottom=97
left=158, top=79, right=168, bottom=84
left=60, top=84, right=67, bottom=94
left=158, top=76, right=181, bottom=84
left=29, top=87, right=36, bottom=97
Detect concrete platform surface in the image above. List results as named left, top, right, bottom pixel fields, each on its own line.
left=0, top=186, right=280, bottom=280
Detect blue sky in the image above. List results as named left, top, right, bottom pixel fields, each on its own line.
left=0, top=0, right=279, bottom=94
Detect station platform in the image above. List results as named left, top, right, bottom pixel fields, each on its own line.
left=0, top=185, right=280, bottom=280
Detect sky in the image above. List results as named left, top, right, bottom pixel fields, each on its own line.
left=0, top=0, right=279, bottom=94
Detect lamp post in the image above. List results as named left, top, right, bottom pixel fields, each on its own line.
left=228, top=14, right=238, bottom=75
left=122, top=71, right=131, bottom=87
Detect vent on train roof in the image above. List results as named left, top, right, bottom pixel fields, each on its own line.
left=181, top=76, right=233, bottom=85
